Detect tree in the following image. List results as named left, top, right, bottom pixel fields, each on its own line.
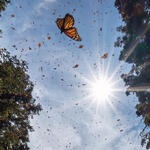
left=0, top=0, right=10, bottom=13
left=115, top=0, right=150, bottom=149
left=0, top=48, right=42, bottom=150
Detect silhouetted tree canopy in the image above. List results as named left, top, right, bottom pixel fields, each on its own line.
left=115, top=0, right=150, bottom=149
left=0, top=48, right=42, bottom=150
left=0, top=0, right=10, bottom=12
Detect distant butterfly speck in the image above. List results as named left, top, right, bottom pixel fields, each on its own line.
left=56, top=13, right=82, bottom=41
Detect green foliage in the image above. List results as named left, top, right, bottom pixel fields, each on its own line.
left=0, top=0, right=10, bottom=13
left=0, top=48, right=42, bottom=150
left=115, top=0, right=150, bottom=149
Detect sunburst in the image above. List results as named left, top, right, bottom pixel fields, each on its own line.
left=77, top=57, right=123, bottom=111
left=88, top=75, right=116, bottom=102
left=84, top=70, right=121, bottom=108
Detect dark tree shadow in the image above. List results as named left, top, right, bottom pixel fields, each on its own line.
left=115, top=0, right=150, bottom=149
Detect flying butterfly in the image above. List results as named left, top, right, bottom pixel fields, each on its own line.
left=101, top=53, right=108, bottom=59
left=56, top=13, right=82, bottom=41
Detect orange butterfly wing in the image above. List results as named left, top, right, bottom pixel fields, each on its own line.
left=56, top=18, right=65, bottom=30
left=101, top=53, right=108, bottom=59
left=63, top=14, right=74, bottom=29
left=56, top=14, right=74, bottom=30
left=56, top=13, right=81, bottom=41
left=64, top=27, right=82, bottom=41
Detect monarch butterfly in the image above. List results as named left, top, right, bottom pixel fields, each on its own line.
left=101, top=53, right=108, bottom=59
left=56, top=13, right=82, bottom=41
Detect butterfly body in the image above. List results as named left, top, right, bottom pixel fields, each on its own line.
left=56, top=13, right=82, bottom=41
left=60, top=27, right=72, bottom=34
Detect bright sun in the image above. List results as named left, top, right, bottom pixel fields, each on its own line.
left=78, top=56, right=122, bottom=109
left=86, top=74, right=118, bottom=105
left=90, top=76, right=113, bottom=101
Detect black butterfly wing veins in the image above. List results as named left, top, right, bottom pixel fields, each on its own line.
left=56, top=18, right=65, bottom=31
left=64, top=27, right=82, bottom=41
left=63, top=14, right=74, bottom=29
left=56, top=13, right=82, bottom=41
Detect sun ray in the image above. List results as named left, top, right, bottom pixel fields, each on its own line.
left=127, top=85, right=150, bottom=92
left=106, top=98, right=117, bottom=114
left=82, top=69, right=120, bottom=110
left=108, top=22, right=149, bottom=83
left=104, top=46, right=115, bottom=77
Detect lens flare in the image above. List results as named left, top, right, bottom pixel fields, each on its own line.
left=90, top=76, right=113, bottom=101
left=86, top=73, right=119, bottom=105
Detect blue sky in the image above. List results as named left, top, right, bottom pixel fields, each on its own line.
left=0, top=0, right=146, bottom=149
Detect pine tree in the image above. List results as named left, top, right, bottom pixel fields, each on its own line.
left=0, top=0, right=10, bottom=12
left=0, top=48, right=42, bottom=150
left=115, top=0, right=150, bottom=149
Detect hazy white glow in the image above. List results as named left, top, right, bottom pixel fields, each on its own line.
left=69, top=49, right=124, bottom=110
left=90, top=76, right=113, bottom=101
left=87, top=73, right=117, bottom=105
